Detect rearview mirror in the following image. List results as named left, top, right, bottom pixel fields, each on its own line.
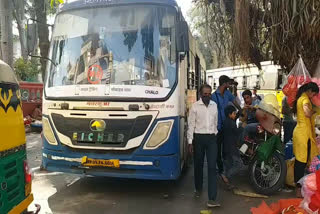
left=177, top=20, right=189, bottom=52
left=27, top=22, right=37, bottom=55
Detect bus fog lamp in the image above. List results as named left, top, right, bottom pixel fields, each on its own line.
left=145, top=121, right=173, bottom=148
left=43, top=118, right=58, bottom=145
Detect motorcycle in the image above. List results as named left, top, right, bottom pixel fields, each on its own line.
left=240, top=94, right=287, bottom=195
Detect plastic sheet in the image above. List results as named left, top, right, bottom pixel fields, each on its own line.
left=282, top=57, right=312, bottom=107
left=298, top=170, right=320, bottom=213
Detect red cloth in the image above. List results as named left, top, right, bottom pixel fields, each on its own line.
left=251, top=199, right=305, bottom=214
left=316, top=170, right=320, bottom=188
left=251, top=201, right=274, bottom=214
left=309, top=192, right=320, bottom=211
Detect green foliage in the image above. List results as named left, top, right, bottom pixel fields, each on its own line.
left=14, top=58, right=41, bottom=82
left=197, top=38, right=214, bottom=69
left=50, top=0, right=64, bottom=8
left=48, top=0, right=64, bottom=14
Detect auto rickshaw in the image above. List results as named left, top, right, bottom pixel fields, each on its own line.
left=0, top=60, right=39, bottom=214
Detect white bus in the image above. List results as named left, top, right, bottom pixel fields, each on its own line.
left=31, top=0, right=206, bottom=180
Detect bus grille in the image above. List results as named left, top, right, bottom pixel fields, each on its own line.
left=0, top=149, right=26, bottom=213
left=51, top=113, right=153, bottom=148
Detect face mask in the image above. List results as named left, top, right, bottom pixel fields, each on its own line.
left=201, top=96, right=211, bottom=106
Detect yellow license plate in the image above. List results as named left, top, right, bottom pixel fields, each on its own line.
left=81, top=156, right=120, bottom=168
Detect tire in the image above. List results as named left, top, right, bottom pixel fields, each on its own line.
left=181, top=128, right=190, bottom=173
left=249, top=152, right=287, bottom=195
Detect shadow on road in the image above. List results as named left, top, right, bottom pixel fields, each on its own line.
left=47, top=166, right=294, bottom=214
left=47, top=168, right=198, bottom=214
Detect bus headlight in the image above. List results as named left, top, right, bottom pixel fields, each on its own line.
left=43, top=118, right=58, bottom=145
left=144, top=120, right=173, bottom=149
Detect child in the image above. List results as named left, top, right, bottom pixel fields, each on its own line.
left=222, top=105, right=243, bottom=187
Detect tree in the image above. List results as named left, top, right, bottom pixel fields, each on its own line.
left=269, top=0, right=320, bottom=73
left=195, top=36, right=215, bottom=69
left=14, top=57, right=41, bottom=81
left=193, top=0, right=320, bottom=74
left=32, top=0, right=63, bottom=79
left=189, top=1, right=233, bottom=68
left=34, top=0, right=50, bottom=79
left=0, top=0, right=13, bottom=67
left=13, top=0, right=28, bottom=60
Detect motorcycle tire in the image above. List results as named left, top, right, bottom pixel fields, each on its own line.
left=249, top=152, right=287, bottom=195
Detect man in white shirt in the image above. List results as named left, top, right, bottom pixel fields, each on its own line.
left=188, top=84, right=220, bottom=208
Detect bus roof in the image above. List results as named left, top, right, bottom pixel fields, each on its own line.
left=60, top=0, right=178, bottom=12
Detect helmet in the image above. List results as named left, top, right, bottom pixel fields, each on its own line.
left=258, top=94, right=281, bottom=119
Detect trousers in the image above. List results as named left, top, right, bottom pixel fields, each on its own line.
left=194, top=134, right=218, bottom=200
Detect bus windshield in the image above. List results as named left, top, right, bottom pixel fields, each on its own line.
left=46, top=5, right=177, bottom=99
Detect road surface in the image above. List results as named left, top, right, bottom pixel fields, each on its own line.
left=26, top=133, right=295, bottom=214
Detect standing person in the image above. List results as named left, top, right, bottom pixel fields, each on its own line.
left=211, top=75, right=241, bottom=184
left=223, top=105, right=243, bottom=187
left=230, top=82, right=241, bottom=107
left=292, top=82, right=319, bottom=197
left=230, top=82, right=241, bottom=127
left=282, top=96, right=297, bottom=144
left=188, top=84, right=220, bottom=208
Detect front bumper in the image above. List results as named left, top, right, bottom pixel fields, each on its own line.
left=42, top=150, right=180, bottom=180
left=8, top=194, right=40, bottom=214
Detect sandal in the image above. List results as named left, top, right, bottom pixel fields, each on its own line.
left=219, top=174, right=230, bottom=184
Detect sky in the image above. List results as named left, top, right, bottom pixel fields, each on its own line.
left=176, top=0, right=193, bottom=20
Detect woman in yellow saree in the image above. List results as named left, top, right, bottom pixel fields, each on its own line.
left=292, top=82, right=319, bottom=197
